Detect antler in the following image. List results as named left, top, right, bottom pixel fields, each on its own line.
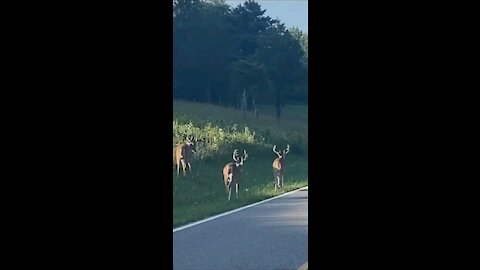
left=273, top=145, right=281, bottom=157
left=284, top=144, right=290, bottom=155
left=186, top=135, right=193, bottom=144
left=239, top=150, right=248, bottom=165
left=232, top=149, right=239, bottom=162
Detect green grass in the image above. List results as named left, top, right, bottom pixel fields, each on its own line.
left=173, top=100, right=308, bottom=228
left=257, top=104, right=308, bottom=123
left=173, top=100, right=308, bottom=139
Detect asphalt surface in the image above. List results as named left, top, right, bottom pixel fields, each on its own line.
left=173, top=187, right=308, bottom=270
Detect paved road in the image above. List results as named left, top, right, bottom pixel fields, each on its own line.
left=173, top=187, right=308, bottom=270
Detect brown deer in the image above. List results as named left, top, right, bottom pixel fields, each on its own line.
left=223, top=149, right=248, bottom=201
left=272, top=144, right=290, bottom=191
left=175, top=135, right=197, bottom=177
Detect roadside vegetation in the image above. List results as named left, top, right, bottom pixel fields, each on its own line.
left=173, top=100, right=308, bottom=228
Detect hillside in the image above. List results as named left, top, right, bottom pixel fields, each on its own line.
left=173, top=100, right=308, bottom=227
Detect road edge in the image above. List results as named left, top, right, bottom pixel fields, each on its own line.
left=298, top=261, right=308, bottom=270
left=173, top=185, right=308, bottom=233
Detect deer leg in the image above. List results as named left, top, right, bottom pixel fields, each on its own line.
left=235, top=183, right=239, bottom=199
left=180, top=160, right=186, bottom=177
left=176, top=161, right=180, bottom=178
left=228, top=173, right=233, bottom=186
left=187, top=162, right=192, bottom=174
left=228, top=174, right=232, bottom=201
left=273, top=171, right=277, bottom=189
left=281, top=174, right=284, bottom=189
left=225, top=175, right=231, bottom=194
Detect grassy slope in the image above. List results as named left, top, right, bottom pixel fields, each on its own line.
left=174, top=101, right=308, bottom=137
left=173, top=100, right=308, bottom=228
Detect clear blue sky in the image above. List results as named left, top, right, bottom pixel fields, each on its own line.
left=225, top=0, right=308, bottom=33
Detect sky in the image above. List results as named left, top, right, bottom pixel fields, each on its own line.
left=225, top=0, right=308, bottom=33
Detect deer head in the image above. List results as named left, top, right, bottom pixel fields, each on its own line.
left=185, top=135, right=197, bottom=154
left=273, top=144, right=290, bottom=159
left=232, top=149, right=248, bottom=166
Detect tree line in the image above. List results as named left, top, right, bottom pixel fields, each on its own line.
left=173, top=0, right=308, bottom=120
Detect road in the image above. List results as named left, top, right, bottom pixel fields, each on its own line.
left=173, top=187, right=308, bottom=270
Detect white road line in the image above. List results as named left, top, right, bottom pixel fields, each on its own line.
left=173, top=185, right=308, bottom=233
left=298, top=261, right=308, bottom=270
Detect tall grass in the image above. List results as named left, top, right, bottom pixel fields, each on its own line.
left=173, top=100, right=308, bottom=155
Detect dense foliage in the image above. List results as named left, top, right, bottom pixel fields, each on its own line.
left=173, top=0, right=308, bottom=120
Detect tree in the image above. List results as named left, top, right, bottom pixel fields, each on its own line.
left=288, top=27, right=308, bottom=66
left=255, top=22, right=306, bottom=122
left=173, top=0, right=204, bottom=100
left=173, top=0, right=308, bottom=111
left=174, top=0, right=234, bottom=103
left=229, top=57, right=270, bottom=108
left=230, top=0, right=277, bottom=57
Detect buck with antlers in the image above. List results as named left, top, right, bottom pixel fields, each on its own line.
left=174, top=135, right=197, bottom=178
left=223, top=149, right=248, bottom=201
left=272, top=144, right=290, bottom=191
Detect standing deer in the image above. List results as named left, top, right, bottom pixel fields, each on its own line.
left=223, top=149, right=248, bottom=201
left=272, top=144, right=290, bottom=191
left=175, top=135, right=197, bottom=178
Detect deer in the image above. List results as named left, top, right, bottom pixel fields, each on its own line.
left=272, top=144, right=290, bottom=191
left=174, top=135, right=197, bottom=178
left=223, top=149, right=248, bottom=201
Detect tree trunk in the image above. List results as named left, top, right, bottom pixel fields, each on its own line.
left=205, top=80, right=211, bottom=104
left=241, top=88, right=247, bottom=122
left=252, top=98, right=259, bottom=121
left=275, top=88, right=282, bottom=124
